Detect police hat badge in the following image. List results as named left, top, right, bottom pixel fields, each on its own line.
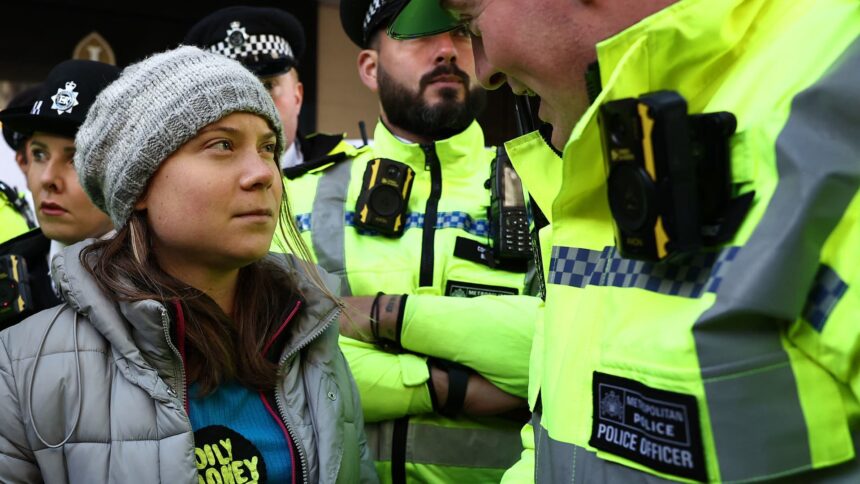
left=0, top=60, right=119, bottom=139
left=51, top=81, right=80, bottom=115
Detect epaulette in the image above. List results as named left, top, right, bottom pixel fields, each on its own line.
left=0, top=180, right=36, bottom=228
left=283, top=151, right=350, bottom=179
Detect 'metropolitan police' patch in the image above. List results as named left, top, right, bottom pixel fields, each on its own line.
left=589, top=372, right=706, bottom=482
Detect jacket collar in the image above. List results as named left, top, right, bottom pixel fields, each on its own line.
left=52, top=241, right=340, bottom=394
left=554, top=0, right=781, bottom=225
left=371, top=119, right=488, bottom=175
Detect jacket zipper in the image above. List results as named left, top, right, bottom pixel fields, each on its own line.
left=274, top=304, right=341, bottom=484
left=419, top=143, right=442, bottom=287
left=160, top=307, right=188, bottom=413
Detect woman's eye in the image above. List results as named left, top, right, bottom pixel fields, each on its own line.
left=262, top=143, right=277, bottom=154
left=209, top=140, right=232, bottom=151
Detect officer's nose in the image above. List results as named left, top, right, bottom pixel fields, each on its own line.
left=472, top=36, right=506, bottom=90
left=433, top=32, right=458, bottom=65
left=40, top=159, right=64, bottom=194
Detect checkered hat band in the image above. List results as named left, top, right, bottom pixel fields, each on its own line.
left=210, top=34, right=294, bottom=61
left=363, top=0, right=387, bottom=33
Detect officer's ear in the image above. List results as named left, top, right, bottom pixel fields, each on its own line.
left=14, top=150, right=28, bottom=175
left=357, top=48, right=379, bottom=93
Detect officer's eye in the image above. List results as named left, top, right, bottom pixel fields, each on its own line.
left=30, top=148, right=48, bottom=162
left=262, top=80, right=275, bottom=91
left=452, top=25, right=471, bottom=38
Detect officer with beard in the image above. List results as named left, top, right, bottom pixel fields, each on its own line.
left=278, top=0, right=541, bottom=482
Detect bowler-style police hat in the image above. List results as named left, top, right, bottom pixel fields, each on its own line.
left=1, top=84, right=41, bottom=151
left=341, top=0, right=407, bottom=48
left=0, top=60, right=120, bottom=139
left=184, top=6, right=306, bottom=78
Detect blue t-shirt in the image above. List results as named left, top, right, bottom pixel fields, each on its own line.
left=189, top=382, right=293, bottom=483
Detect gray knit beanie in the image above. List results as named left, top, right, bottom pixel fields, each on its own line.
left=75, top=45, right=284, bottom=228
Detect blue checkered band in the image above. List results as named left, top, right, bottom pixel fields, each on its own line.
left=802, top=265, right=848, bottom=332
left=294, top=211, right=489, bottom=237
left=548, top=245, right=741, bottom=298
left=295, top=213, right=312, bottom=232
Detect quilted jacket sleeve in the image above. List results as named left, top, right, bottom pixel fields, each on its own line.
left=0, top=332, right=41, bottom=483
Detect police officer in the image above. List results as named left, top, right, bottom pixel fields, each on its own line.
left=0, top=60, right=119, bottom=330
left=0, top=86, right=40, bottom=243
left=185, top=6, right=354, bottom=173
left=389, top=0, right=860, bottom=482
left=277, top=0, right=543, bottom=482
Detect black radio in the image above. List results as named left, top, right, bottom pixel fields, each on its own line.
left=488, top=149, right=530, bottom=260
left=599, top=91, right=748, bottom=261
left=0, top=254, right=33, bottom=321
left=355, top=158, right=415, bottom=237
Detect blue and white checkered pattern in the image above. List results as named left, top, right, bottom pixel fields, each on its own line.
left=295, top=213, right=312, bottom=232
left=548, top=245, right=741, bottom=298
left=294, top=211, right=489, bottom=237
left=802, top=265, right=848, bottom=332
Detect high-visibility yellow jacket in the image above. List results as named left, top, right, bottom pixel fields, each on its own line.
left=505, top=0, right=860, bottom=482
left=280, top=120, right=540, bottom=483
left=0, top=184, right=30, bottom=244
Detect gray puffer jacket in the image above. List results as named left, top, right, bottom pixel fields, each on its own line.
left=0, top=241, right=378, bottom=483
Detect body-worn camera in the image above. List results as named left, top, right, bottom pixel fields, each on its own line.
left=488, top=150, right=530, bottom=260
left=355, top=158, right=415, bottom=237
left=0, top=254, right=33, bottom=320
left=599, top=91, right=748, bottom=261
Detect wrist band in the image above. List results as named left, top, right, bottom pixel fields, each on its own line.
left=426, top=360, right=440, bottom=412
left=395, top=294, right=408, bottom=347
left=429, top=358, right=471, bottom=418
left=370, top=291, right=384, bottom=343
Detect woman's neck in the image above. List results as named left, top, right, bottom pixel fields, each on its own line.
left=156, top=254, right=239, bottom=315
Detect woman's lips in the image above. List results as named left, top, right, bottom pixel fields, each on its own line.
left=40, top=201, right=67, bottom=217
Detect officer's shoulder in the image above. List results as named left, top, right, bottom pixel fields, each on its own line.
left=0, top=228, right=49, bottom=256
left=283, top=138, right=370, bottom=180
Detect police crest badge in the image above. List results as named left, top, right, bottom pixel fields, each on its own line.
left=51, top=81, right=80, bottom=115
left=226, top=21, right=248, bottom=48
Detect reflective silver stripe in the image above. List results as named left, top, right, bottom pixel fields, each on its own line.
left=693, top=37, right=860, bottom=481
left=534, top=412, right=673, bottom=483
left=535, top=416, right=860, bottom=483
left=365, top=419, right=522, bottom=469
left=311, top=160, right=353, bottom=296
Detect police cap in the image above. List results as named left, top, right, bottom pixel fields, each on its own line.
left=0, top=60, right=120, bottom=140
left=184, top=6, right=306, bottom=78
left=340, top=0, right=411, bottom=48
left=2, top=84, right=41, bottom=151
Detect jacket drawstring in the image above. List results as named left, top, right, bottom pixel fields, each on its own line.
left=28, top=304, right=83, bottom=448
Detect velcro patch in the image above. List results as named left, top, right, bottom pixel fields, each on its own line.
left=445, top=280, right=518, bottom=298
left=589, top=372, right=707, bottom=482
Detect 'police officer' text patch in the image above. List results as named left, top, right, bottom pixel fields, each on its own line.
left=589, top=372, right=707, bottom=482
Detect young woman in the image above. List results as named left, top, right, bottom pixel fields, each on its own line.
left=0, top=47, right=377, bottom=484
